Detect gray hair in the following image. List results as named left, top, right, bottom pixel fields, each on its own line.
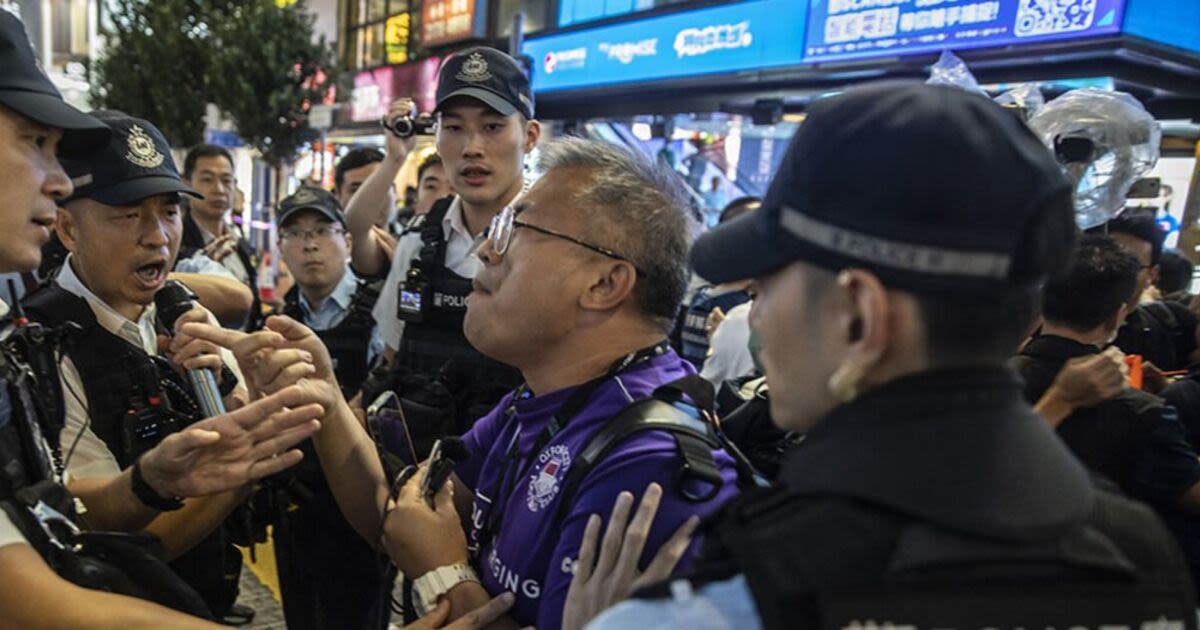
left=536, top=137, right=698, bottom=330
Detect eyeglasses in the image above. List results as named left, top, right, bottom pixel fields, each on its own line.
left=486, top=205, right=644, bottom=275
left=280, top=226, right=345, bottom=242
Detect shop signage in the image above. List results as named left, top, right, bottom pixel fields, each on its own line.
left=386, top=13, right=411, bottom=64
left=525, top=0, right=807, bottom=92
left=805, top=0, right=1125, bottom=62
left=422, top=0, right=486, bottom=47
left=349, top=57, right=443, bottom=123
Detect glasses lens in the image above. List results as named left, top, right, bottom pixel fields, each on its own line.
left=492, top=207, right=514, bottom=255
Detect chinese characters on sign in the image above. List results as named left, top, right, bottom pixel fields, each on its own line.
left=807, top=0, right=1123, bottom=62
left=422, top=0, right=482, bottom=47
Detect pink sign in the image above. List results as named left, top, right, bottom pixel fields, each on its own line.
left=350, top=57, right=442, bottom=123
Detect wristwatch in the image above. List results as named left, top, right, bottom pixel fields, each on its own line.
left=131, top=455, right=185, bottom=512
left=413, top=562, right=480, bottom=617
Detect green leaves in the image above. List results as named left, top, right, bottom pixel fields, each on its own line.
left=91, top=0, right=334, bottom=167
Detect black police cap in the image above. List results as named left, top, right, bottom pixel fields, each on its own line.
left=277, top=187, right=345, bottom=228
left=692, top=82, right=1073, bottom=296
left=60, top=110, right=202, bottom=207
left=0, top=10, right=108, bottom=158
left=435, top=47, right=534, bottom=119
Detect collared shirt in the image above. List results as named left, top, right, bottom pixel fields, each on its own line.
left=373, top=196, right=486, bottom=351
left=55, top=255, right=242, bottom=480
left=295, top=270, right=383, bottom=365
left=699, top=302, right=755, bottom=385
left=454, top=350, right=740, bottom=629
left=173, top=250, right=239, bottom=281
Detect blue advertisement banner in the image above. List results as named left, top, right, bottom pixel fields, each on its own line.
left=805, top=0, right=1125, bottom=62
left=524, top=0, right=808, bottom=92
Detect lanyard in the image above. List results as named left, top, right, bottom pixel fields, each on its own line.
left=475, top=341, right=669, bottom=555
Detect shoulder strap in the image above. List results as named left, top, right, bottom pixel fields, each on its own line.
left=416, top=197, right=455, bottom=269
left=552, top=376, right=768, bottom=523
left=22, top=284, right=98, bottom=331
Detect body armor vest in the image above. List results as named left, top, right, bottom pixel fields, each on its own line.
left=394, top=197, right=521, bottom=428
left=281, top=277, right=380, bottom=400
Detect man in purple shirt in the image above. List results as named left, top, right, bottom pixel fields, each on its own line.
left=388, top=136, right=740, bottom=629
left=184, top=136, right=740, bottom=629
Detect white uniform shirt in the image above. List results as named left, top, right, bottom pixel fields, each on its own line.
left=372, top=196, right=486, bottom=351
left=56, top=256, right=242, bottom=480
left=700, top=302, right=756, bottom=385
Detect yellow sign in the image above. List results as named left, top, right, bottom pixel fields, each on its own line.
left=385, top=13, right=410, bottom=65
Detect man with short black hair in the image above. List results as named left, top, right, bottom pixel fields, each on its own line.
left=347, top=47, right=537, bottom=436
left=1015, top=233, right=1200, bottom=593
left=182, top=144, right=261, bottom=329
left=334, top=147, right=388, bottom=210
left=1158, top=249, right=1195, bottom=305
left=1095, top=209, right=1199, bottom=371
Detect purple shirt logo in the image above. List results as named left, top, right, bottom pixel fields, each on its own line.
left=527, top=444, right=571, bottom=512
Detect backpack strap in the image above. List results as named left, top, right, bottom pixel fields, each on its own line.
left=552, top=375, right=769, bottom=523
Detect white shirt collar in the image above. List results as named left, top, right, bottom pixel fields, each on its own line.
left=56, top=255, right=159, bottom=354
left=441, top=182, right=529, bottom=245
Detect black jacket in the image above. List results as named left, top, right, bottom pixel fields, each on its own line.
left=674, top=368, right=1197, bottom=629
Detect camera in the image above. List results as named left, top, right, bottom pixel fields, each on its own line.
left=383, top=112, right=437, bottom=139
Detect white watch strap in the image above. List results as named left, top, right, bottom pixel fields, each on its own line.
left=413, top=562, right=480, bottom=617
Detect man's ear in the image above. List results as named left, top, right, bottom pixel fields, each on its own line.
left=524, top=119, right=542, bottom=153
left=55, top=206, right=80, bottom=252
left=579, top=260, right=638, bottom=314
left=836, top=269, right=891, bottom=373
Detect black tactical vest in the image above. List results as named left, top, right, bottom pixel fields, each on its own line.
left=21, top=285, right=242, bottom=616
left=0, top=314, right=211, bottom=618
left=280, top=277, right=380, bottom=400
left=394, top=197, right=521, bottom=427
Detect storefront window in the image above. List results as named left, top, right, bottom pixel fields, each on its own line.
left=347, top=0, right=412, bottom=70
left=495, top=0, right=550, bottom=37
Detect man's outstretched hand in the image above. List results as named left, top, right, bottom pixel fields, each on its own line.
left=180, top=315, right=341, bottom=410
left=138, top=384, right=324, bottom=498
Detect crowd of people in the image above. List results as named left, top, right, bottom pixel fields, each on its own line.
left=1, top=8, right=1199, bottom=629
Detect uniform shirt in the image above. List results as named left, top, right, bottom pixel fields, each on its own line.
left=294, top=269, right=383, bottom=365
left=373, top=196, right=484, bottom=352
left=700, top=302, right=754, bottom=385
left=589, top=576, right=759, bottom=630
left=173, top=250, right=239, bottom=280
left=455, top=350, right=740, bottom=629
left=55, top=256, right=243, bottom=480
left=194, top=222, right=251, bottom=287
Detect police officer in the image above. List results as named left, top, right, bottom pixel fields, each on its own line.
left=675, top=197, right=759, bottom=370
left=586, top=83, right=1198, bottom=629
left=270, top=185, right=392, bottom=630
left=21, top=111, right=255, bottom=622
left=345, top=47, right=537, bottom=436
left=0, top=11, right=322, bottom=627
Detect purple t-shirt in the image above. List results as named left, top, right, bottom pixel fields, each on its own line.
left=456, top=350, right=740, bottom=629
